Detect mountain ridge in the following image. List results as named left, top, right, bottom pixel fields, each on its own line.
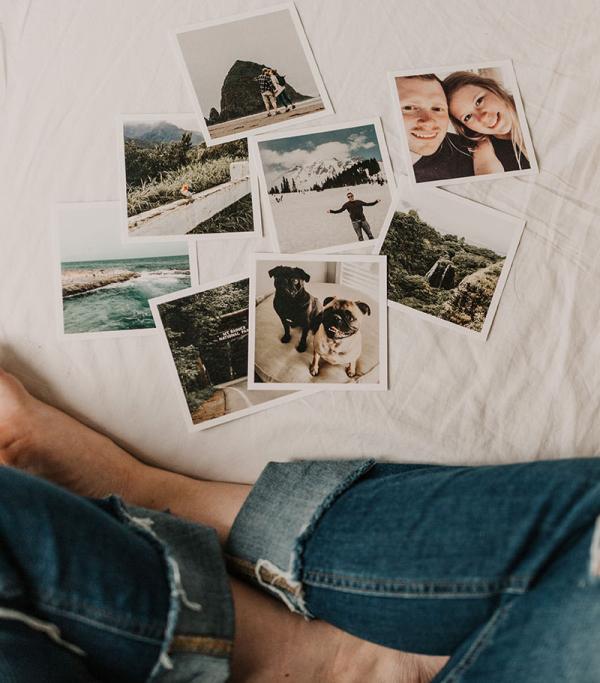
left=269, top=157, right=386, bottom=193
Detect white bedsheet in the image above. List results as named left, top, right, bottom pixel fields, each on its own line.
left=1, top=0, right=599, bottom=483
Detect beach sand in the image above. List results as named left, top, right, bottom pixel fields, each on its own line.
left=207, top=98, right=325, bottom=140
left=62, top=268, right=140, bottom=296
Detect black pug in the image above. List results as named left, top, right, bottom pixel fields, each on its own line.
left=268, top=266, right=321, bottom=352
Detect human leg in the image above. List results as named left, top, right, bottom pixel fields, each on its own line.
left=351, top=219, right=364, bottom=240
left=301, top=460, right=600, bottom=663
left=433, top=523, right=600, bottom=682
left=0, top=466, right=173, bottom=682
left=279, top=90, right=293, bottom=108
left=0, top=370, right=446, bottom=682
left=0, top=368, right=250, bottom=544
left=0, top=618, right=100, bottom=683
left=360, top=218, right=375, bottom=239
left=261, top=92, right=274, bottom=115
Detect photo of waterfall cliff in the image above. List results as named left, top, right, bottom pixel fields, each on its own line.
left=380, top=184, right=524, bottom=338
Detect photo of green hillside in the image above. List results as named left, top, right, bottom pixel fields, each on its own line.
left=382, top=209, right=505, bottom=333
left=122, top=117, right=253, bottom=236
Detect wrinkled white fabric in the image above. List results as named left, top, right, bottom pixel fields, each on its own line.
left=0, top=0, right=598, bottom=482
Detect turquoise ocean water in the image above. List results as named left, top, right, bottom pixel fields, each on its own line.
left=62, top=255, right=191, bottom=333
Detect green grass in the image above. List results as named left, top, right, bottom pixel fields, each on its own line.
left=188, top=194, right=254, bottom=234
left=127, top=156, right=239, bottom=216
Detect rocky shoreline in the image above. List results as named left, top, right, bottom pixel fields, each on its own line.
left=62, top=268, right=140, bottom=296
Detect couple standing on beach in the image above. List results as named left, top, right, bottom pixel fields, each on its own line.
left=257, top=67, right=296, bottom=117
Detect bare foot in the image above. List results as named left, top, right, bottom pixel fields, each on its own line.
left=0, top=368, right=141, bottom=499
left=230, top=577, right=448, bottom=683
left=0, top=368, right=250, bottom=542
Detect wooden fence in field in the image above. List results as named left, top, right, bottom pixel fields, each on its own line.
left=128, top=161, right=250, bottom=237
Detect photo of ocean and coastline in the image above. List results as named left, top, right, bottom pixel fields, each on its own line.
left=253, top=121, right=395, bottom=253
left=173, top=6, right=332, bottom=144
left=390, top=60, right=538, bottom=186
left=379, top=180, right=524, bottom=338
left=151, top=277, right=304, bottom=430
left=120, top=115, right=257, bottom=240
left=57, top=203, right=194, bottom=336
left=248, top=254, right=387, bottom=390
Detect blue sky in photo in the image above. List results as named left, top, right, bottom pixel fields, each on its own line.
left=258, top=124, right=383, bottom=180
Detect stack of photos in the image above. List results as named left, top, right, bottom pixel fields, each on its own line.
left=172, top=5, right=332, bottom=145
left=389, top=60, right=538, bottom=186
left=252, top=119, right=395, bottom=253
left=55, top=202, right=196, bottom=338
left=248, top=254, right=387, bottom=390
left=377, top=179, right=524, bottom=338
left=150, top=276, right=312, bottom=431
left=117, top=114, right=260, bottom=241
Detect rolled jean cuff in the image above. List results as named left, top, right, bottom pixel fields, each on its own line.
left=102, top=498, right=234, bottom=683
left=225, top=459, right=375, bottom=617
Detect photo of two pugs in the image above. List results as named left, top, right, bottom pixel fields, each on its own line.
left=268, top=265, right=371, bottom=378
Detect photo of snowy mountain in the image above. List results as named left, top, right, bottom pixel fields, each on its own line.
left=254, top=120, right=395, bottom=253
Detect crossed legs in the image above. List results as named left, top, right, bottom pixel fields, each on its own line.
left=0, top=369, right=446, bottom=683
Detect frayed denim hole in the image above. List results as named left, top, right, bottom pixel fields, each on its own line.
left=255, top=559, right=313, bottom=619
left=0, top=606, right=86, bottom=657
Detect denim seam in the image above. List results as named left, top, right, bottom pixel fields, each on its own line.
left=36, top=601, right=165, bottom=646
left=35, top=592, right=167, bottom=637
left=303, top=571, right=530, bottom=595
left=437, top=601, right=515, bottom=682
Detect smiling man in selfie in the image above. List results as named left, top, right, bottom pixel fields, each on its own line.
left=396, top=74, right=474, bottom=183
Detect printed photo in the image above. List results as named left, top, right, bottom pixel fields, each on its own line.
left=378, top=179, right=525, bottom=338
left=172, top=5, right=332, bottom=144
left=390, top=60, right=538, bottom=186
left=252, top=119, right=395, bottom=253
left=150, top=276, right=312, bottom=430
left=118, top=114, right=259, bottom=241
left=55, top=202, right=196, bottom=337
left=248, top=254, right=387, bottom=390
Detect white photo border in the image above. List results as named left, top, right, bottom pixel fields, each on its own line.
left=247, top=252, right=388, bottom=391
left=170, top=3, right=334, bottom=147
left=116, top=113, right=262, bottom=244
left=149, top=273, right=318, bottom=431
left=375, top=179, right=525, bottom=340
left=250, top=117, right=396, bottom=254
left=53, top=201, right=198, bottom=341
left=388, top=59, right=539, bottom=188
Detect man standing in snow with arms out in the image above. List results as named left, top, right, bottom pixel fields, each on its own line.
left=327, top=191, right=380, bottom=241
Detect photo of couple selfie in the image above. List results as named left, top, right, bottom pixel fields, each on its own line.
left=393, top=63, right=537, bottom=185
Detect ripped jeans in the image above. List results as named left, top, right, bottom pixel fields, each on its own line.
left=3, top=460, right=600, bottom=682
left=227, top=459, right=600, bottom=683
left=0, top=467, right=233, bottom=683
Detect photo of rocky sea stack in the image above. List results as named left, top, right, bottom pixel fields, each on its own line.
left=380, top=184, right=523, bottom=337
left=122, top=115, right=253, bottom=239
left=203, top=59, right=320, bottom=137
left=174, top=7, right=330, bottom=142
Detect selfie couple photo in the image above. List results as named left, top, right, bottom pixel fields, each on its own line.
left=395, top=66, right=535, bottom=184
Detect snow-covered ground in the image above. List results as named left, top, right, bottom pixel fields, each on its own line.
left=268, top=184, right=392, bottom=252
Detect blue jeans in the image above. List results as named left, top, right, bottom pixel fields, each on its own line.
left=351, top=218, right=374, bottom=240
left=0, top=467, right=232, bottom=682
left=301, top=461, right=600, bottom=682
left=3, top=460, right=600, bottom=682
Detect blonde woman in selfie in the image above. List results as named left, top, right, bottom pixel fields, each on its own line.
left=443, top=71, right=531, bottom=175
